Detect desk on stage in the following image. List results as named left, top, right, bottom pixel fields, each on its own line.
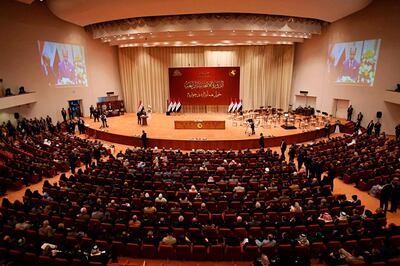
left=174, top=120, right=225, bottom=129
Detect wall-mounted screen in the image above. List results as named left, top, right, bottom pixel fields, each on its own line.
left=328, top=39, right=381, bottom=86
left=38, top=40, right=88, bottom=87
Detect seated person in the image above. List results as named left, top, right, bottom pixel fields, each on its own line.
left=18, top=86, right=26, bottom=94
left=5, top=88, right=12, bottom=96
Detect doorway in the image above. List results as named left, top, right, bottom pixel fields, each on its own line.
left=68, top=99, right=83, bottom=118
left=332, top=98, right=350, bottom=119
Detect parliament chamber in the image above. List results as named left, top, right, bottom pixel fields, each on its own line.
left=0, top=0, right=400, bottom=265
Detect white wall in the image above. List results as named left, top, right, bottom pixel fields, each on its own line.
left=292, top=0, right=400, bottom=134
left=0, top=0, right=121, bottom=124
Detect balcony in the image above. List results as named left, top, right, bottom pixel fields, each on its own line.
left=0, top=92, right=37, bottom=110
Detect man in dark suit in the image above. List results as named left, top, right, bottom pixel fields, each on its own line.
left=89, top=105, right=95, bottom=119
left=280, top=139, right=287, bottom=160
left=61, top=108, right=67, bottom=122
left=325, top=122, right=331, bottom=138
left=356, top=112, right=363, bottom=125
left=366, top=120, right=374, bottom=135
left=259, top=133, right=265, bottom=149
left=390, top=178, right=400, bottom=213
left=374, top=121, right=381, bottom=136
left=347, top=105, right=353, bottom=121
left=141, top=130, right=147, bottom=149
left=380, top=180, right=394, bottom=213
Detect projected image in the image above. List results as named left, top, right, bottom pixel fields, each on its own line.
left=328, top=39, right=381, bottom=86
left=38, top=41, right=88, bottom=86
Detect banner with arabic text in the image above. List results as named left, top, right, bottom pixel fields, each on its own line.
left=168, top=67, right=240, bottom=105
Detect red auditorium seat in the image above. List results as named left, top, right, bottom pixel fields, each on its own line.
left=158, top=244, right=175, bottom=259
left=125, top=243, right=139, bottom=257
left=38, top=256, right=53, bottom=266
left=175, top=245, right=191, bottom=260
left=277, top=244, right=293, bottom=257
left=343, top=240, right=358, bottom=252
left=141, top=244, right=157, bottom=258
left=295, top=246, right=310, bottom=257
left=310, top=242, right=326, bottom=257
left=55, top=258, right=70, bottom=266
left=23, top=252, right=37, bottom=265
left=209, top=244, right=224, bottom=261
left=225, top=245, right=242, bottom=261
left=243, top=246, right=260, bottom=261
left=192, top=245, right=208, bottom=260
left=326, top=241, right=341, bottom=251
left=111, top=241, right=125, bottom=256
left=389, top=235, right=400, bottom=246
left=260, top=245, right=276, bottom=257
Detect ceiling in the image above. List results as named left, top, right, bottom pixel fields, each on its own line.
left=44, top=0, right=373, bottom=26
left=16, top=0, right=372, bottom=47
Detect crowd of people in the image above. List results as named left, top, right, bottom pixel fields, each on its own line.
left=0, top=113, right=399, bottom=265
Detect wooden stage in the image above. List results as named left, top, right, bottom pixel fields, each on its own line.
left=84, top=113, right=351, bottom=150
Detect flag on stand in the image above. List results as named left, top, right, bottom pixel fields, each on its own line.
left=228, top=98, right=234, bottom=113
left=236, top=99, right=242, bottom=112
left=171, top=99, right=177, bottom=112
left=176, top=99, right=182, bottom=112
left=167, top=99, right=173, bottom=112
left=232, top=98, right=238, bottom=112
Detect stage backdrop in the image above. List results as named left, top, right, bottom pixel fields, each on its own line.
left=118, top=45, right=294, bottom=112
left=168, top=67, right=240, bottom=105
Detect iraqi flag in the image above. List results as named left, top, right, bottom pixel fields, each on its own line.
left=236, top=99, right=242, bottom=112
left=171, top=99, right=177, bottom=112
left=232, top=99, right=238, bottom=112
left=137, top=100, right=144, bottom=113
left=176, top=99, right=182, bottom=112
left=167, top=99, right=174, bottom=112
left=228, top=98, right=234, bottom=113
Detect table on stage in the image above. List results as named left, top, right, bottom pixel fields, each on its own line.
left=174, top=120, right=225, bottom=129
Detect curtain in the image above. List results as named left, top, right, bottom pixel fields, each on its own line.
left=118, top=45, right=294, bottom=113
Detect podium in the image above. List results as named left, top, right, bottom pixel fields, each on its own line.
left=141, top=115, right=148, bottom=126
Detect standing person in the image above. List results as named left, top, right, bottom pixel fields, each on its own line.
left=366, top=120, right=374, bottom=136
left=61, top=108, right=67, bottom=122
left=356, top=112, right=363, bottom=125
left=94, top=108, right=100, bottom=122
left=259, top=133, right=265, bottom=149
left=297, top=148, right=305, bottom=171
left=89, top=105, right=95, bottom=119
left=347, top=105, right=353, bottom=121
left=288, top=144, right=296, bottom=162
left=396, top=124, right=400, bottom=141
left=380, top=180, right=394, bottom=213
left=280, top=139, right=287, bottom=160
left=93, top=147, right=101, bottom=165
left=374, top=121, right=381, bottom=136
left=390, top=178, right=400, bottom=213
left=141, top=130, right=147, bottom=149
left=82, top=148, right=92, bottom=170
left=68, top=151, right=77, bottom=174
left=68, top=107, right=73, bottom=120
left=100, top=113, right=108, bottom=129
left=137, top=110, right=142, bottom=125
left=325, top=122, right=331, bottom=138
